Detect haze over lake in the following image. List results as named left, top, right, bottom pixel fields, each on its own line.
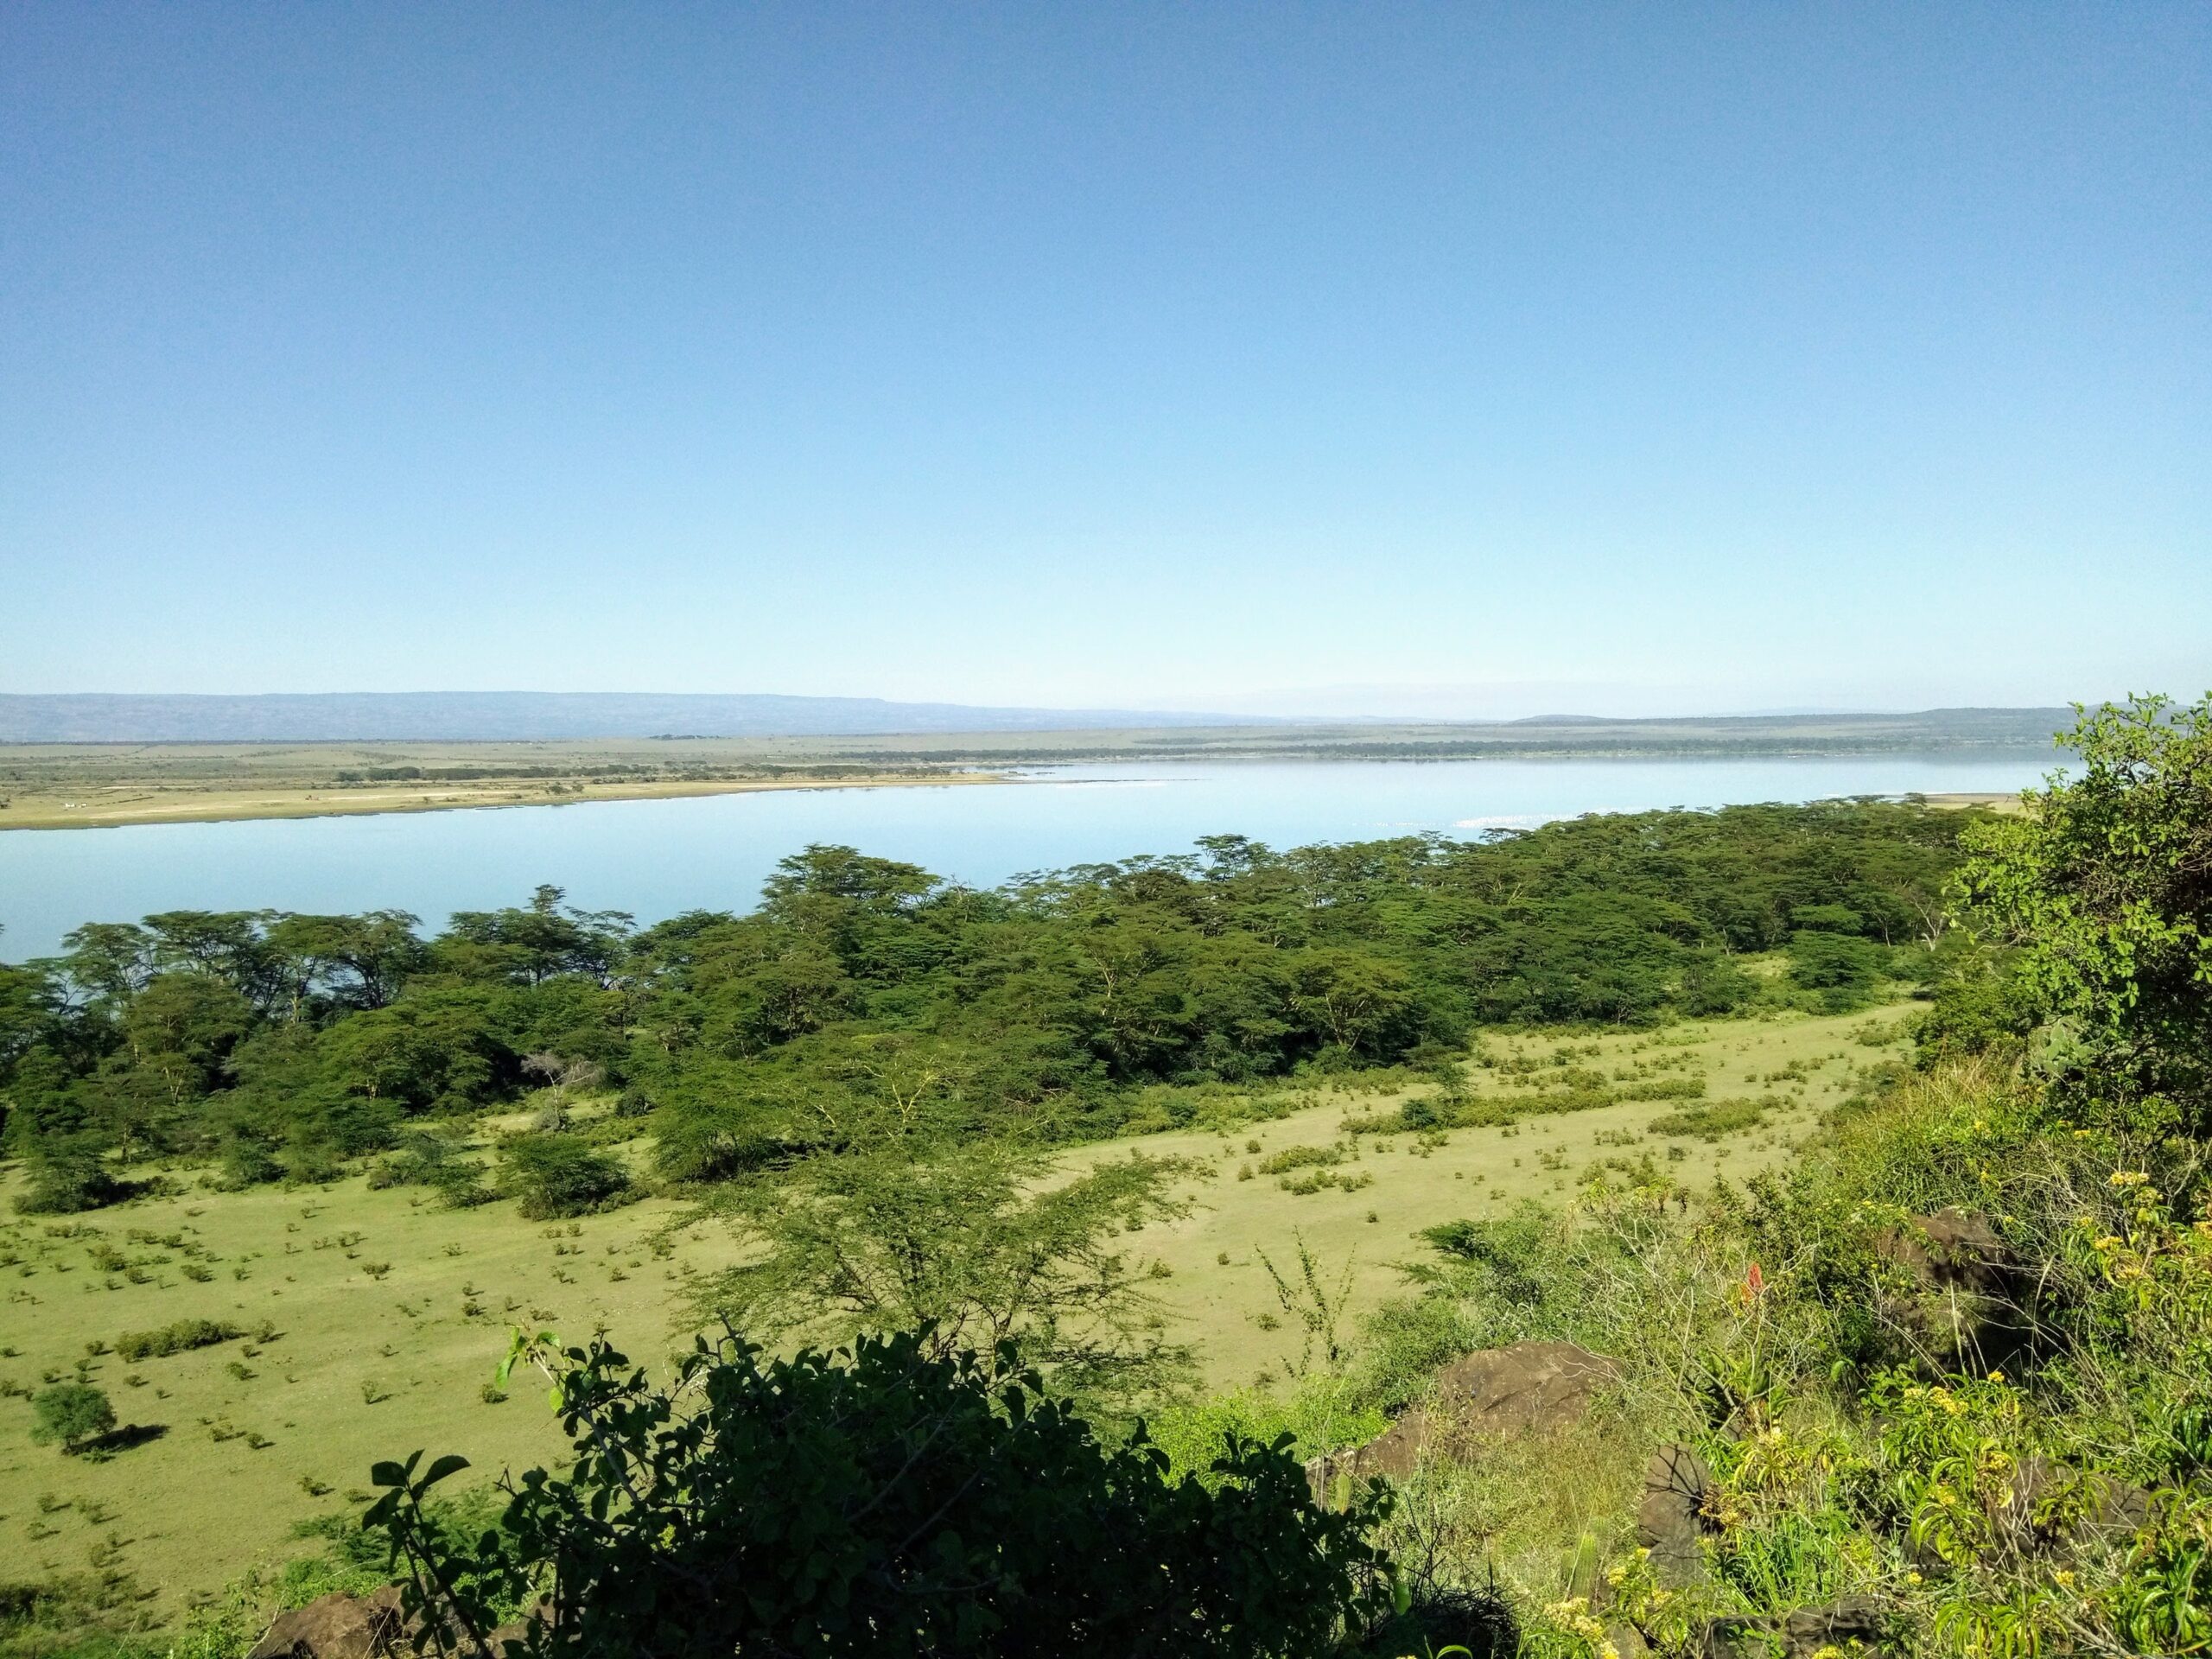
left=0, top=753, right=2056, bottom=958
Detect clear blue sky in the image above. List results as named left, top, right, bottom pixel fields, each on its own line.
left=3, top=4, right=2205, bottom=716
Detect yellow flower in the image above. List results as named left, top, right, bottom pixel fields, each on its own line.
left=1986, top=1370, right=2006, bottom=1384
left=1907, top=1571, right=1924, bottom=1587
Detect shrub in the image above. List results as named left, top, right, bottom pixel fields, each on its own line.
left=12, top=1135, right=123, bottom=1216
left=366, top=1330, right=1393, bottom=1659
left=114, top=1319, right=243, bottom=1362
left=499, top=1133, right=632, bottom=1219
left=1649, top=1097, right=1773, bottom=1141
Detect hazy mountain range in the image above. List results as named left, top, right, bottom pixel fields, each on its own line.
left=0, top=692, right=2079, bottom=749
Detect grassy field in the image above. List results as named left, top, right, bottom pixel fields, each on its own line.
left=1062, top=1001, right=1910, bottom=1387
left=0, top=1002, right=1910, bottom=1623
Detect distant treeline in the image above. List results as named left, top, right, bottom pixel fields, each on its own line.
left=0, top=802, right=1976, bottom=1210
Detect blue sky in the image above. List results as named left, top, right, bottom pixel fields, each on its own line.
left=3, top=4, right=2205, bottom=716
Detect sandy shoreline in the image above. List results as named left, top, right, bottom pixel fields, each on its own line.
left=0, top=770, right=1011, bottom=831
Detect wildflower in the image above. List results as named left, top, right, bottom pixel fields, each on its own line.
left=2110, top=1171, right=2149, bottom=1187
left=1986, top=1370, right=2006, bottom=1384
left=1907, top=1571, right=1923, bottom=1587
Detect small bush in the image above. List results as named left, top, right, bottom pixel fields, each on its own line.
left=1649, top=1096, right=1775, bottom=1141
left=114, top=1319, right=244, bottom=1362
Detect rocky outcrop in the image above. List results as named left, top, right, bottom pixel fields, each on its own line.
left=247, top=1590, right=404, bottom=1659
left=1307, top=1340, right=1622, bottom=1503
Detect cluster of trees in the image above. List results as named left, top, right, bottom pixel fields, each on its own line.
left=1, top=800, right=1974, bottom=1210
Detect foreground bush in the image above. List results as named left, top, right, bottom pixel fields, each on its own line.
left=366, top=1329, right=1391, bottom=1659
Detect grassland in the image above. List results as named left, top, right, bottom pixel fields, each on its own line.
left=0, top=1001, right=1909, bottom=1624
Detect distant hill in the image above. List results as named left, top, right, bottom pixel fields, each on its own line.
left=0, top=692, right=1265, bottom=743
left=0, top=694, right=2079, bottom=751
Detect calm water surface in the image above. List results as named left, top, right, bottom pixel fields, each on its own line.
left=0, top=753, right=2057, bottom=957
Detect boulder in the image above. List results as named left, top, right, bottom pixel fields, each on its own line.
left=247, top=1590, right=404, bottom=1659
left=1696, top=1597, right=1896, bottom=1658
left=1306, top=1341, right=1621, bottom=1504
left=1434, top=1341, right=1625, bottom=1437
left=1994, top=1455, right=2152, bottom=1556
left=1637, top=1444, right=1718, bottom=1586
left=1872, top=1208, right=2029, bottom=1370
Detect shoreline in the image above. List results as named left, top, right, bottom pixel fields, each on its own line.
left=0, top=769, right=1013, bottom=832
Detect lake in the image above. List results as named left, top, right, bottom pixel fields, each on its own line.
left=0, top=752, right=2058, bottom=958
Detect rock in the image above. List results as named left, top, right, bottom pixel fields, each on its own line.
left=1696, top=1598, right=1897, bottom=1658
left=1995, top=1455, right=2152, bottom=1556
left=1781, top=1596, right=1893, bottom=1654
left=247, top=1590, right=404, bottom=1659
left=1434, top=1340, right=1625, bottom=1437
left=483, top=1597, right=556, bottom=1656
left=1306, top=1341, right=1622, bottom=1504
left=1872, top=1208, right=2029, bottom=1370
left=1637, top=1444, right=1718, bottom=1586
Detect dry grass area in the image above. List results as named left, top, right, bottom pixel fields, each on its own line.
left=0, top=739, right=1006, bottom=830
left=0, top=1001, right=1910, bottom=1619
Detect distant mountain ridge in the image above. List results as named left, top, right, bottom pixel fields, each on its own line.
left=0, top=692, right=1268, bottom=743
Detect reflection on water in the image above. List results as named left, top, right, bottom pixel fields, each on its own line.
left=0, top=752, right=2058, bottom=957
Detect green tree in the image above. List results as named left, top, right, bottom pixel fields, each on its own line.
left=365, top=1330, right=1390, bottom=1659
left=707, top=1135, right=1196, bottom=1409
left=1956, top=693, right=2212, bottom=1128
left=29, top=1382, right=115, bottom=1452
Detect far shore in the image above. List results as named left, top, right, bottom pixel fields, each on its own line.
left=0, top=770, right=1012, bottom=832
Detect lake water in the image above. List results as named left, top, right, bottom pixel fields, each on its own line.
left=0, top=753, right=2059, bottom=958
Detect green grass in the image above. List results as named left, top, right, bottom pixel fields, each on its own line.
left=0, top=1001, right=1909, bottom=1626
left=1059, top=1001, right=1909, bottom=1389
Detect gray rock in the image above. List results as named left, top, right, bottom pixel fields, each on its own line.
left=1637, top=1444, right=1717, bottom=1586
left=1306, top=1341, right=1621, bottom=1504
left=247, top=1590, right=404, bottom=1659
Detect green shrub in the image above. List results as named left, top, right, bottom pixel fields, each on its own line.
left=365, top=1330, right=1393, bottom=1658
left=499, top=1133, right=632, bottom=1219
left=114, top=1319, right=243, bottom=1362
left=1648, top=1096, right=1773, bottom=1140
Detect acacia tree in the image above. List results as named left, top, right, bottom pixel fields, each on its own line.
left=30, top=1382, right=115, bottom=1452
left=703, top=1139, right=1198, bottom=1412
